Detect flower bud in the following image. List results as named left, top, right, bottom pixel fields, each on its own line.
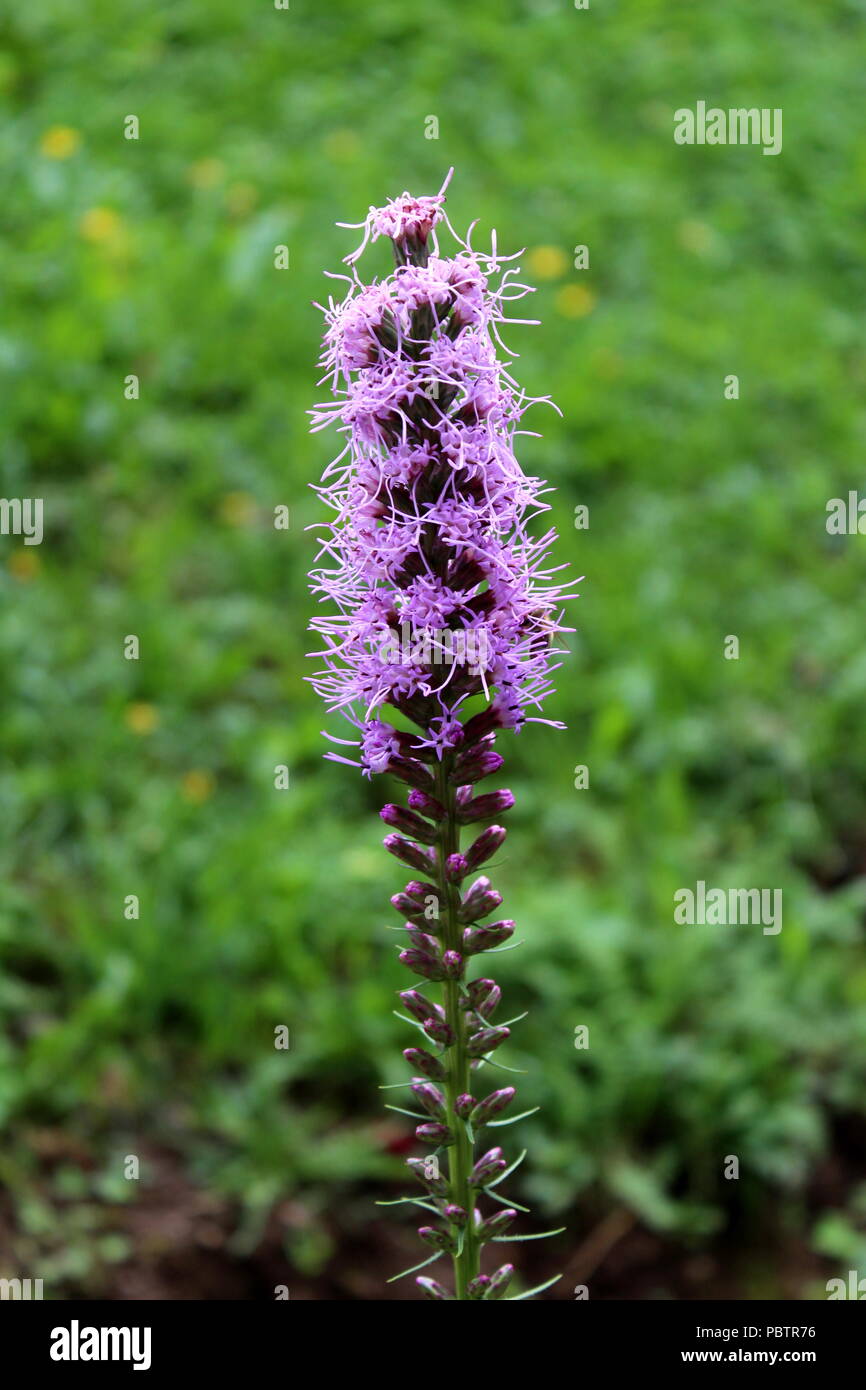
left=470, top=1146, right=506, bottom=1185
left=399, top=949, right=446, bottom=982
left=449, top=748, right=504, bottom=786
left=456, top=789, right=515, bottom=824
left=444, top=1204, right=468, bottom=1227
left=399, top=988, right=444, bottom=1023
left=391, top=892, right=436, bottom=927
left=442, top=949, right=464, bottom=980
left=406, top=1157, right=447, bottom=1196
left=416, top=1121, right=453, bottom=1146
left=467, top=1275, right=492, bottom=1299
left=488, top=1263, right=515, bottom=1298
left=411, top=1080, right=446, bottom=1119
left=416, top=1276, right=452, bottom=1300
left=455, top=1092, right=475, bottom=1119
left=458, top=876, right=503, bottom=923
left=467, top=1025, right=510, bottom=1058
left=380, top=804, right=437, bottom=844
left=407, top=789, right=446, bottom=821
left=384, top=834, right=435, bottom=874
left=445, top=852, right=468, bottom=883
left=404, top=925, right=440, bottom=954
left=422, top=1016, right=455, bottom=1047
left=478, top=1208, right=517, bottom=1240
left=470, top=1087, right=515, bottom=1128
left=462, top=919, right=515, bottom=954
left=418, top=1225, right=456, bottom=1253
left=403, top=1047, right=446, bottom=1080
left=466, top=978, right=501, bottom=1018
left=464, top=825, right=506, bottom=871
left=388, top=755, right=435, bottom=793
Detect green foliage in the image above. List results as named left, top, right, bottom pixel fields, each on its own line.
left=2, top=0, right=866, bottom=1294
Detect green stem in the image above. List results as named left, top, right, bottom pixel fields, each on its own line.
left=435, top=756, right=478, bottom=1299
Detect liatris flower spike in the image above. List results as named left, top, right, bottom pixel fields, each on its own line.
left=308, top=171, right=578, bottom=1300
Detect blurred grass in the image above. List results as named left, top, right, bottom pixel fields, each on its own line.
left=2, top=0, right=866, bottom=1296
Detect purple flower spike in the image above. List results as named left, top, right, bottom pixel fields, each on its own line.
left=309, top=174, right=575, bottom=1298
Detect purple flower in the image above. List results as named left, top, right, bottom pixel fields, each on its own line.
left=309, top=175, right=574, bottom=1301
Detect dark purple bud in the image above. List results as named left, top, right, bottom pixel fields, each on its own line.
left=399, top=989, right=444, bottom=1023
left=488, top=1263, right=515, bottom=1298
left=466, top=978, right=501, bottom=1018
left=444, top=1204, right=468, bottom=1227
left=416, top=1121, right=453, bottom=1146
left=406, top=1157, right=447, bottom=1196
left=464, top=825, right=507, bottom=871
left=416, top=1276, right=452, bottom=1300
left=445, top=852, right=468, bottom=883
left=404, top=925, right=440, bottom=954
left=422, top=1016, right=455, bottom=1047
left=456, top=789, right=516, bottom=825
left=399, top=949, right=446, bottom=982
left=387, top=755, right=435, bottom=792
left=380, top=804, right=437, bottom=844
left=467, top=1025, right=510, bottom=1058
left=458, top=876, right=503, bottom=923
left=471, top=1147, right=506, bottom=1185
left=391, top=892, right=435, bottom=927
left=470, top=1087, right=515, bottom=1128
left=407, top=789, right=446, bottom=821
left=411, top=1080, right=446, bottom=1119
left=404, top=880, right=443, bottom=904
left=461, top=709, right=502, bottom=743
left=462, top=919, right=514, bottom=954
left=467, top=1275, right=492, bottom=1299
left=384, top=834, right=435, bottom=874
left=442, top=950, right=464, bottom=980
left=418, top=1225, right=457, bottom=1253
left=478, top=1208, right=517, bottom=1240
left=455, top=1093, right=475, bottom=1119
left=403, top=1047, right=446, bottom=1080
left=449, top=749, right=505, bottom=787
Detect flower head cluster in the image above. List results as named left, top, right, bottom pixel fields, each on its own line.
left=308, top=170, right=578, bottom=776
left=308, top=175, right=573, bottom=1300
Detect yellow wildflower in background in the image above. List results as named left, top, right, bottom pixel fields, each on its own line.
left=8, top=550, right=41, bottom=581
left=527, top=245, right=568, bottom=280
left=181, top=770, right=215, bottom=804
left=80, top=207, right=123, bottom=244
left=125, top=702, right=159, bottom=735
left=555, top=284, right=597, bottom=319
left=40, top=126, right=80, bottom=159
left=219, top=491, right=257, bottom=527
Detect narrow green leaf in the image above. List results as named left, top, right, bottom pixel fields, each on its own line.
left=386, top=1250, right=443, bottom=1284
left=482, top=1185, right=530, bottom=1214
left=384, top=1104, right=427, bottom=1120
left=487, top=1106, right=539, bottom=1128
left=492, top=1226, right=566, bottom=1242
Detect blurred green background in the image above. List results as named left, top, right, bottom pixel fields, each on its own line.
left=2, top=0, right=866, bottom=1299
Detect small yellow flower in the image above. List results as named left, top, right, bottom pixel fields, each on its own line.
left=555, top=284, right=597, bottom=319
left=80, top=207, right=122, bottom=243
left=40, top=125, right=80, bottom=159
left=219, top=491, right=257, bottom=527
left=527, top=245, right=568, bottom=281
left=7, top=550, right=41, bottom=581
left=187, top=158, right=225, bottom=190
left=181, top=769, right=215, bottom=803
left=125, top=702, right=159, bottom=735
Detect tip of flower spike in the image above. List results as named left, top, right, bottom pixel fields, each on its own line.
left=340, top=169, right=454, bottom=265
